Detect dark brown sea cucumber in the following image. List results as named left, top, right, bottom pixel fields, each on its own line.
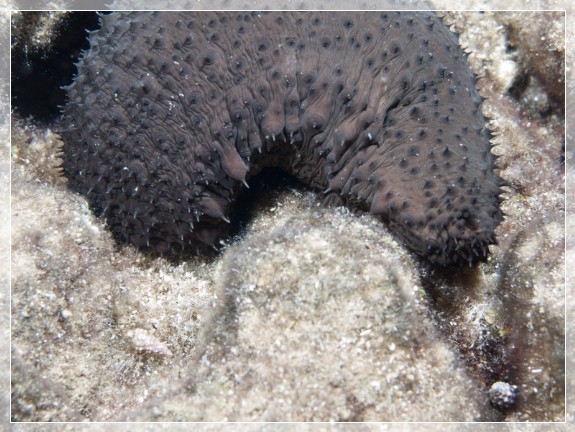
left=61, top=11, right=504, bottom=265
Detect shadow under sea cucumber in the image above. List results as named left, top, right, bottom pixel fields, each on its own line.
left=60, top=11, right=504, bottom=266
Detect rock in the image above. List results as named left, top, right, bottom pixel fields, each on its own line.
left=123, top=198, right=495, bottom=421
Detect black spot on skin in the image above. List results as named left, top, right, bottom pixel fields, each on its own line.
left=61, top=11, right=504, bottom=266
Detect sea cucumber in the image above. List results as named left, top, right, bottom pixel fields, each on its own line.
left=61, top=11, right=504, bottom=265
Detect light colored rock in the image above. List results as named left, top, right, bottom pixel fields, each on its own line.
left=123, top=198, right=494, bottom=421
left=436, top=11, right=566, bottom=422
left=10, top=125, right=219, bottom=421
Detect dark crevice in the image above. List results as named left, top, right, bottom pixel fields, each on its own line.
left=11, top=11, right=101, bottom=124
left=227, top=167, right=312, bottom=240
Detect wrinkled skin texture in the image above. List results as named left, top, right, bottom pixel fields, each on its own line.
left=61, top=11, right=504, bottom=265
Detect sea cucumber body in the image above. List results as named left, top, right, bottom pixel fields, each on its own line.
left=62, top=11, right=503, bottom=265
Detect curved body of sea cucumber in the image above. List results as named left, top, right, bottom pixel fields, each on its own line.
left=61, top=11, right=504, bottom=265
